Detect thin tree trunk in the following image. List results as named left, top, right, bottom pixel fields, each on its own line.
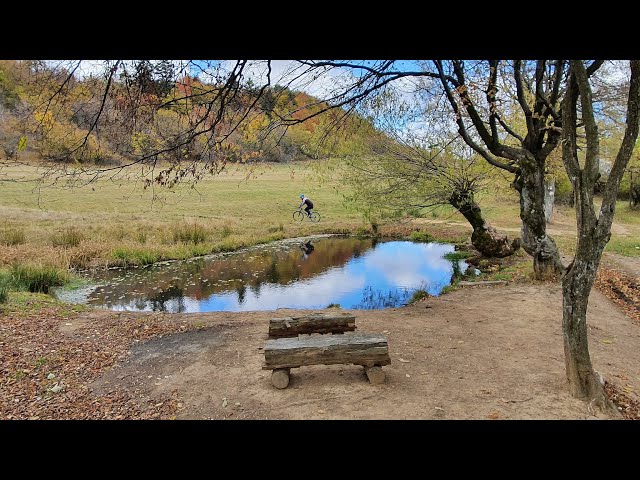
left=544, top=179, right=555, bottom=222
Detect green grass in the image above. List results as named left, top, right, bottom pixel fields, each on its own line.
left=10, top=263, right=70, bottom=293
left=605, top=237, right=640, bottom=256
left=440, top=284, right=458, bottom=295
left=0, top=162, right=639, bottom=277
left=0, top=289, right=89, bottom=316
left=409, top=231, right=434, bottom=243
left=444, top=251, right=473, bottom=261
left=172, top=222, right=208, bottom=244
left=0, top=270, right=10, bottom=303
left=112, top=247, right=162, bottom=267
left=1, top=227, right=25, bottom=245
left=408, top=289, right=430, bottom=303
left=51, top=227, right=84, bottom=247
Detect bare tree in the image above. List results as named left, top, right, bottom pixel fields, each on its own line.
left=11, top=60, right=278, bottom=189
left=330, top=100, right=520, bottom=258
left=560, top=60, right=640, bottom=408
left=267, top=60, right=571, bottom=279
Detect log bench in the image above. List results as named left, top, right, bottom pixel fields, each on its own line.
left=263, top=333, right=391, bottom=389
left=268, top=313, right=356, bottom=338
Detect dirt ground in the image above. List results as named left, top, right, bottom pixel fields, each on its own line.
left=73, top=278, right=638, bottom=420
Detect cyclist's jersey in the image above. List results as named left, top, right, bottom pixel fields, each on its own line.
left=301, top=197, right=313, bottom=209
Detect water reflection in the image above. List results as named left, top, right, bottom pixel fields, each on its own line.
left=78, top=237, right=462, bottom=312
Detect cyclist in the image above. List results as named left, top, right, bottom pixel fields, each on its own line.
left=299, top=194, right=314, bottom=218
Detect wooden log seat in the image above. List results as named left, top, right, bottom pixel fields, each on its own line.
left=263, top=333, right=390, bottom=389
left=268, top=313, right=356, bottom=338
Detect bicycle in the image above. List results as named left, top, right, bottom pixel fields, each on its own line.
left=293, top=208, right=321, bottom=223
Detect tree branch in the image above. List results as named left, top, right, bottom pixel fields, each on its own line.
left=571, top=60, right=600, bottom=184
left=434, top=61, right=518, bottom=174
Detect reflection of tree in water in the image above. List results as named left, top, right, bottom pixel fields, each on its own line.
left=264, top=258, right=280, bottom=283
left=89, top=237, right=377, bottom=310
left=353, top=286, right=412, bottom=309
left=149, top=284, right=186, bottom=312
left=236, top=284, right=246, bottom=304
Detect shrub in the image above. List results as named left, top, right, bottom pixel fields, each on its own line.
left=409, top=231, right=433, bottom=243
left=10, top=263, right=69, bottom=293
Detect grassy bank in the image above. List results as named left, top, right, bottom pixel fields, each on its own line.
left=1, top=160, right=638, bottom=297
left=0, top=161, right=470, bottom=274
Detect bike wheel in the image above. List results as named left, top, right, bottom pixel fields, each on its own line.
left=309, top=211, right=321, bottom=223
left=293, top=210, right=305, bottom=221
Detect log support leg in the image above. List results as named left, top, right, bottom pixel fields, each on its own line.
left=364, top=365, right=385, bottom=385
left=271, top=368, right=291, bottom=389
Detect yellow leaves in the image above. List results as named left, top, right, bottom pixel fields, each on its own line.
left=34, top=110, right=55, bottom=130
left=16, top=136, right=27, bottom=153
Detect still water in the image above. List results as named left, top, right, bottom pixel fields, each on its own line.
left=69, top=236, right=464, bottom=312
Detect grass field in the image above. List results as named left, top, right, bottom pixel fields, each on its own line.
left=0, top=160, right=638, bottom=284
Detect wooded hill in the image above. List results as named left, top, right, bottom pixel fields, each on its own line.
left=0, top=60, right=380, bottom=167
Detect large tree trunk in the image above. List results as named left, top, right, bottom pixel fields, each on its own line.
left=449, top=192, right=520, bottom=257
left=559, top=59, right=640, bottom=411
left=515, top=159, right=565, bottom=279
left=560, top=176, right=616, bottom=414
left=561, top=250, right=613, bottom=411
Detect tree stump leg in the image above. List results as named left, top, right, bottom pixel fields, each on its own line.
left=271, top=368, right=290, bottom=389
left=364, top=365, right=385, bottom=385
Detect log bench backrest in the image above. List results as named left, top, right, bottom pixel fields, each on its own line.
left=268, top=313, right=356, bottom=338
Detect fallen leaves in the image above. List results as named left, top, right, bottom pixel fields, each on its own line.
left=604, top=381, right=640, bottom=420
left=595, top=267, right=639, bottom=325
left=0, top=304, right=190, bottom=420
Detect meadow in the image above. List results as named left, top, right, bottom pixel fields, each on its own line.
left=0, top=160, right=638, bottom=293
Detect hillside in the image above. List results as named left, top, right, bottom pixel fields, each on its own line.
left=0, top=60, right=380, bottom=167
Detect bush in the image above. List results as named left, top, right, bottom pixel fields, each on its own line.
left=10, top=263, right=69, bottom=293
left=0, top=227, right=25, bottom=245
left=409, top=231, right=433, bottom=243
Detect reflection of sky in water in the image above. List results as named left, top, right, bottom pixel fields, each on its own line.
left=84, top=239, right=459, bottom=312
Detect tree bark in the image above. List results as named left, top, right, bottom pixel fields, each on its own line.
left=449, top=192, right=520, bottom=258
left=561, top=249, right=614, bottom=411
left=515, top=159, right=564, bottom=278
left=544, top=179, right=555, bottom=223
left=559, top=59, right=640, bottom=411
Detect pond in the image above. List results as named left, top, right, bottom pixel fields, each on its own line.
left=60, top=236, right=467, bottom=312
